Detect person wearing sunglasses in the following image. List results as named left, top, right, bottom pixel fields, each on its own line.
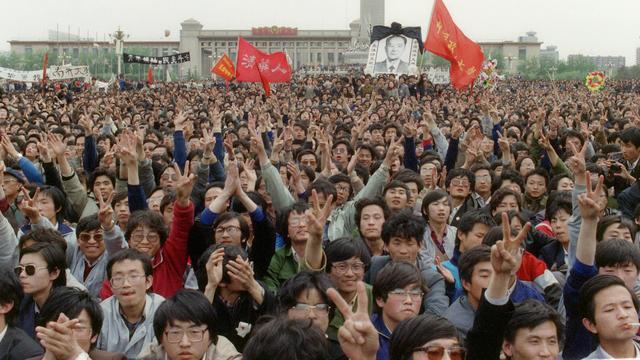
left=16, top=242, right=67, bottom=340
left=390, top=314, right=464, bottom=360
left=138, top=290, right=241, bottom=360
left=0, top=268, right=43, bottom=359
left=68, top=211, right=126, bottom=298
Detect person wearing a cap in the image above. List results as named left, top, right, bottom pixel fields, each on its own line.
left=0, top=166, right=26, bottom=233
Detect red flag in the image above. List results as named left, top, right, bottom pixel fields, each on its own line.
left=42, top=52, right=48, bottom=85
left=235, top=37, right=291, bottom=96
left=425, top=0, right=484, bottom=89
left=147, top=65, right=153, bottom=84
left=211, top=53, right=235, bottom=81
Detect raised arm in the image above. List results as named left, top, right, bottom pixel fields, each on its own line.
left=304, top=190, right=333, bottom=270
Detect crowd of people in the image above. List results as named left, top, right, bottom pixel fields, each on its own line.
left=0, top=71, right=639, bottom=360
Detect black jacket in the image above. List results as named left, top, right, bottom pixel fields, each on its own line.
left=0, top=326, right=43, bottom=360
left=539, top=240, right=567, bottom=273
left=466, top=294, right=515, bottom=360
left=211, top=282, right=276, bottom=351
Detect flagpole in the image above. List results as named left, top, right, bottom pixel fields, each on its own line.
left=424, top=0, right=438, bottom=46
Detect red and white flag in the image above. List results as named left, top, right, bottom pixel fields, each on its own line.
left=235, top=37, right=291, bottom=96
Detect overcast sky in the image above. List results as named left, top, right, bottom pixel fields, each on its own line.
left=1, top=0, right=639, bottom=63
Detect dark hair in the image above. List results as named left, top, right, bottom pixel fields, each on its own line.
left=393, top=169, right=425, bottom=193
left=458, top=245, right=491, bottom=289
left=0, top=269, right=23, bottom=326
left=561, top=129, right=585, bottom=148
left=596, top=215, right=637, bottom=243
left=277, top=271, right=334, bottom=314
left=332, top=139, right=354, bottom=156
left=32, top=185, right=68, bottom=223
left=457, top=210, right=496, bottom=236
left=195, top=244, right=248, bottom=291
left=383, top=180, right=410, bottom=200
left=619, top=127, right=640, bottom=148
left=159, top=191, right=177, bottom=214
left=325, top=238, right=372, bottom=273
left=524, top=167, right=549, bottom=189
left=18, top=228, right=67, bottom=253
left=212, top=211, right=251, bottom=245
left=504, top=299, right=565, bottom=346
left=578, top=274, right=640, bottom=325
left=87, top=168, right=116, bottom=194
left=545, top=192, right=572, bottom=221
left=106, top=248, right=153, bottom=279
left=111, top=190, right=128, bottom=208
left=153, top=289, right=218, bottom=344
left=354, top=196, right=390, bottom=232
left=243, top=317, right=329, bottom=360
left=76, top=214, right=101, bottom=237
left=549, top=174, right=574, bottom=192
left=19, top=242, right=67, bottom=288
left=489, top=188, right=522, bottom=215
left=231, top=191, right=267, bottom=214
left=328, top=173, right=353, bottom=200
left=390, top=314, right=460, bottom=360
left=309, top=179, right=337, bottom=204
left=381, top=210, right=425, bottom=246
left=276, top=201, right=310, bottom=246
left=499, top=169, right=525, bottom=193
left=373, top=261, right=426, bottom=305
left=595, top=239, right=640, bottom=270
left=125, top=210, right=169, bottom=246
left=37, top=287, right=103, bottom=346
left=445, top=168, right=475, bottom=191
left=420, top=189, right=450, bottom=222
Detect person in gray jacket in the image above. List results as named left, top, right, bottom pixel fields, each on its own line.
left=70, top=201, right=127, bottom=297
left=98, top=249, right=164, bottom=359
left=364, top=210, right=448, bottom=316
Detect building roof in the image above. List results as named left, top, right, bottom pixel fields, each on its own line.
left=8, top=40, right=179, bottom=46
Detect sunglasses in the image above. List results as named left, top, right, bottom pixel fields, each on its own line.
left=14, top=265, right=48, bottom=277
left=413, top=345, right=466, bottom=360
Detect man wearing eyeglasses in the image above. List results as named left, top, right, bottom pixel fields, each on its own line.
left=138, top=290, right=240, bottom=360
left=371, top=261, right=426, bottom=360
left=98, top=249, right=165, bottom=359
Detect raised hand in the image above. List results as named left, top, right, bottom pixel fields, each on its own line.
left=47, top=133, right=67, bottom=159
left=382, top=136, right=403, bottom=168
left=36, top=139, right=52, bottom=163
left=565, top=140, right=588, bottom=184
left=36, top=313, right=84, bottom=360
left=403, top=118, right=417, bottom=138
left=205, top=248, right=225, bottom=290
left=115, top=132, right=137, bottom=166
left=1, top=135, right=20, bottom=160
left=578, top=172, right=605, bottom=220
left=174, top=161, right=196, bottom=206
left=96, top=190, right=115, bottom=231
left=307, top=189, right=334, bottom=240
left=173, top=110, right=187, bottom=132
left=223, top=135, right=235, bottom=161
left=200, top=128, right=216, bottom=155
left=435, top=256, right=455, bottom=284
left=327, top=282, right=379, bottom=360
left=20, top=187, right=41, bottom=223
left=492, top=212, right=531, bottom=275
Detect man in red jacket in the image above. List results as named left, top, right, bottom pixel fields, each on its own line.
left=100, top=162, right=195, bottom=299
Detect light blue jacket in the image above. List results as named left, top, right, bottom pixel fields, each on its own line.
left=98, top=293, right=165, bottom=359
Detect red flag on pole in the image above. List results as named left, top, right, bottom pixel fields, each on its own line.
left=211, top=53, right=235, bottom=81
left=42, top=52, right=48, bottom=86
left=147, top=65, right=153, bottom=84
left=425, top=0, right=484, bottom=89
left=235, top=37, right=291, bottom=96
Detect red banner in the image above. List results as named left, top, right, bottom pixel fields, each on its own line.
left=425, top=0, right=484, bottom=89
left=147, top=65, right=153, bottom=84
left=211, top=53, right=235, bottom=81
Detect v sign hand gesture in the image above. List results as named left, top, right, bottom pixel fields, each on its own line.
left=96, top=190, right=115, bottom=231
left=492, top=212, right=531, bottom=276
left=174, top=161, right=196, bottom=207
left=327, top=282, right=379, bottom=360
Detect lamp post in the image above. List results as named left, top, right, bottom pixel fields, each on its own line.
left=109, top=27, right=129, bottom=77
left=549, top=66, right=557, bottom=81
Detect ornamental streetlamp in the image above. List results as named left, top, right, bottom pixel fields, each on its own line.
left=109, top=27, right=129, bottom=77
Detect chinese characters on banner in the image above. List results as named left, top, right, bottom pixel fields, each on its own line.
left=424, top=0, right=483, bottom=89
left=235, top=37, right=292, bottom=96
left=211, top=53, right=236, bottom=81
left=0, top=65, right=90, bottom=82
left=123, top=52, right=191, bottom=65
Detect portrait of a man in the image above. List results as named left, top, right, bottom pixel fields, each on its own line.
left=373, top=35, right=410, bottom=74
